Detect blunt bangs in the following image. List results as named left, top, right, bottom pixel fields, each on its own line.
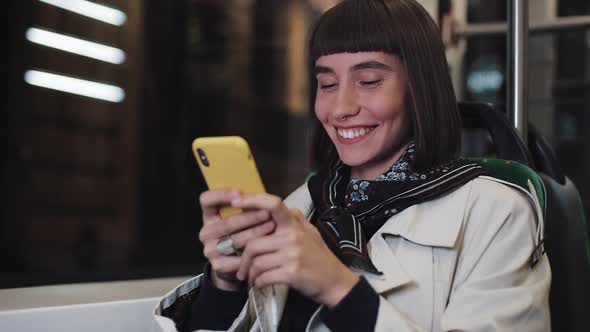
left=309, top=0, right=401, bottom=64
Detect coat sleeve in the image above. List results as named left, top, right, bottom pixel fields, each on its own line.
left=370, top=181, right=551, bottom=332
left=153, top=271, right=254, bottom=332
left=183, top=264, right=249, bottom=331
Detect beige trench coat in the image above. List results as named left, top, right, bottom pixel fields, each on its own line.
left=153, top=176, right=551, bottom=331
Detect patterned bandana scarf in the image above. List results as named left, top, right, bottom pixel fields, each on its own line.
left=307, top=143, right=487, bottom=274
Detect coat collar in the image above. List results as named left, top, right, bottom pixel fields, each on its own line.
left=373, top=180, right=472, bottom=248
left=284, top=184, right=315, bottom=217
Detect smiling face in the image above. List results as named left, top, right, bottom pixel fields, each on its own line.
left=314, top=52, right=412, bottom=180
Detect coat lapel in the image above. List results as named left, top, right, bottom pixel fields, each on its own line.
left=361, top=234, right=413, bottom=293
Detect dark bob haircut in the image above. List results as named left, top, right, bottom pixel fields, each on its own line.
left=308, top=0, right=461, bottom=171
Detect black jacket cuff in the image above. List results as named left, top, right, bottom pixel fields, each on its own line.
left=321, top=276, right=379, bottom=332
left=184, top=263, right=248, bottom=331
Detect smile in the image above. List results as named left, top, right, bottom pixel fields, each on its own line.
left=337, top=126, right=376, bottom=139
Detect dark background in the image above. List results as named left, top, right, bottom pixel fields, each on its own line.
left=1, top=0, right=588, bottom=288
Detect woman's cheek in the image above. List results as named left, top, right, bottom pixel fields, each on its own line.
left=314, top=99, right=330, bottom=124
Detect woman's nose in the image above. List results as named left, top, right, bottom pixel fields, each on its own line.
left=332, top=87, right=359, bottom=121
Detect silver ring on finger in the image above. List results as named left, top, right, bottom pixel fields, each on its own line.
left=216, top=236, right=237, bottom=256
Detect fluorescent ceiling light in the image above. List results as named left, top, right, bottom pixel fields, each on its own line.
left=25, top=70, right=125, bottom=103
left=38, top=0, right=127, bottom=26
left=26, top=28, right=126, bottom=64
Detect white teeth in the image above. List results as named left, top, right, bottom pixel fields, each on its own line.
left=337, top=127, right=374, bottom=139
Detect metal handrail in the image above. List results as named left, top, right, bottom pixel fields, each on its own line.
left=457, top=15, right=590, bottom=37
left=507, top=0, right=528, bottom=142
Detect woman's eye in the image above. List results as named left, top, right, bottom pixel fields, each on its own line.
left=360, top=79, right=383, bottom=86
left=319, top=82, right=337, bottom=90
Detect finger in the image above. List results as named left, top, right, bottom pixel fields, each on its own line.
left=232, top=193, right=292, bottom=226
left=290, top=208, right=309, bottom=223
left=247, top=251, right=284, bottom=285
left=236, top=234, right=286, bottom=280
left=223, top=209, right=271, bottom=234
left=203, top=240, right=239, bottom=260
left=209, top=256, right=242, bottom=274
left=199, top=189, right=242, bottom=220
left=231, top=221, right=276, bottom=251
left=199, top=209, right=270, bottom=243
left=253, top=266, right=290, bottom=289
left=203, top=242, right=218, bottom=259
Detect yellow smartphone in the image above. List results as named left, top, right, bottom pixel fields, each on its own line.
left=192, top=136, right=266, bottom=219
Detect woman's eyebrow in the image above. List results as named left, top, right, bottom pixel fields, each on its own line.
left=314, top=61, right=394, bottom=75
left=314, top=65, right=334, bottom=75
left=351, top=61, right=393, bottom=72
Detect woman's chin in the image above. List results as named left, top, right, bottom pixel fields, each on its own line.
left=337, top=153, right=371, bottom=169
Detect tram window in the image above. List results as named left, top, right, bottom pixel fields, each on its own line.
left=0, top=0, right=332, bottom=289
left=461, top=1, right=507, bottom=105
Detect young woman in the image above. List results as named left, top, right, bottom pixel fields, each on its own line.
left=154, top=0, right=551, bottom=331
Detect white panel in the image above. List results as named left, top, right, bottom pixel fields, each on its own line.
left=0, top=298, right=160, bottom=332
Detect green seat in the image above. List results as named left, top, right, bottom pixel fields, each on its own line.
left=471, top=158, right=546, bottom=212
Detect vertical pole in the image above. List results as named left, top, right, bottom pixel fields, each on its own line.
left=507, top=0, right=529, bottom=142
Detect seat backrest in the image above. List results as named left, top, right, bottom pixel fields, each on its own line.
left=459, top=101, right=590, bottom=332
left=528, top=125, right=566, bottom=185
left=541, top=173, right=590, bottom=331
left=460, top=102, right=534, bottom=166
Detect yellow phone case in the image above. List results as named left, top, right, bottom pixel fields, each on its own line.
left=192, top=136, right=266, bottom=219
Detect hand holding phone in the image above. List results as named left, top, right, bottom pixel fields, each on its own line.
left=193, top=136, right=284, bottom=330
left=194, top=137, right=271, bottom=291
